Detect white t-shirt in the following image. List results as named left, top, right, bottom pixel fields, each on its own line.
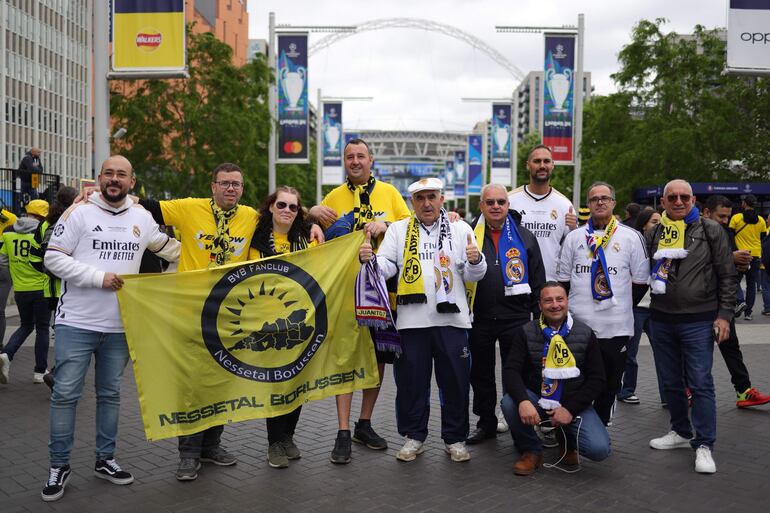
left=556, top=223, right=649, bottom=339
left=376, top=217, right=487, bottom=330
left=45, top=195, right=180, bottom=332
left=508, top=185, right=573, bottom=281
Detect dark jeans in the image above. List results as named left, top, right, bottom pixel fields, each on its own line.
left=649, top=319, right=716, bottom=449
left=468, top=318, right=525, bottom=432
left=736, top=258, right=760, bottom=315
left=178, top=426, right=225, bottom=459
left=3, top=290, right=50, bottom=373
left=619, top=308, right=650, bottom=400
left=0, top=268, right=12, bottom=348
left=266, top=406, right=302, bottom=445
left=594, top=336, right=629, bottom=426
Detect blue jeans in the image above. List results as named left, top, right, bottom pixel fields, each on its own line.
left=736, top=258, right=760, bottom=315
left=618, top=307, right=650, bottom=400
left=500, top=391, right=611, bottom=461
left=649, top=319, right=716, bottom=449
left=49, top=325, right=130, bottom=466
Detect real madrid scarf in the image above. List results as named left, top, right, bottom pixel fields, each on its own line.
left=538, top=313, right=580, bottom=410
left=209, top=199, right=238, bottom=267
left=650, top=207, right=699, bottom=294
left=397, top=209, right=459, bottom=313
left=586, top=216, right=618, bottom=311
left=346, top=175, right=376, bottom=231
left=466, top=213, right=530, bottom=312
left=354, top=259, right=402, bottom=355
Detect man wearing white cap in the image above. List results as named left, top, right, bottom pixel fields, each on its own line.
left=359, top=177, right=487, bottom=463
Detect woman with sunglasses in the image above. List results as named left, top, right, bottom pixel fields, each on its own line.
left=249, top=186, right=316, bottom=469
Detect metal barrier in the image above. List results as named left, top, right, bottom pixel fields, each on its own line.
left=0, top=168, right=61, bottom=215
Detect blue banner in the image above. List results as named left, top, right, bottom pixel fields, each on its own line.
left=277, top=33, right=309, bottom=163
left=322, top=102, right=343, bottom=185
left=467, top=135, right=483, bottom=195
left=454, top=150, right=466, bottom=198
left=443, top=161, right=455, bottom=201
left=491, top=103, right=512, bottom=170
left=543, top=34, right=575, bottom=164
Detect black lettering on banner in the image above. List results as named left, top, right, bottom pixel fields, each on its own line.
left=740, top=32, right=770, bottom=44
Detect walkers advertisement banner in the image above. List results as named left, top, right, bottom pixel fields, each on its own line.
left=454, top=150, right=466, bottom=198
left=117, top=233, right=379, bottom=441
left=726, top=0, right=770, bottom=72
left=322, top=102, right=343, bottom=185
left=542, top=34, right=576, bottom=164
left=112, top=0, right=186, bottom=72
left=467, top=134, right=484, bottom=195
left=491, top=103, right=512, bottom=185
left=277, top=33, right=309, bottom=163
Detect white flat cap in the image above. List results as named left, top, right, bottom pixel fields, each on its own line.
left=407, top=177, right=443, bottom=195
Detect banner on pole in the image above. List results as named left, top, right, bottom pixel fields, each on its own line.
left=117, top=233, right=379, bottom=441
left=467, top=135, right=483, bottom=195
left=454, top=150, right=466, bottom=198
left=277, top=33, right=309, bottom=163
left=443, top=161, right=456, bottom=201
left=726, top=0, right=770, bottom=73
left=542, top=34, right=576, bottom=164
left=112, top=0, right=186, bottom=72
left=322, top=102, right=343, bottom=185
left=490, top=103, right=512, bottom=185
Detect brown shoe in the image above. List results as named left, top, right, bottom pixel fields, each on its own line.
left=513, top=452, right=543, bottom=476
left=557, top=432, right=579, bottom=466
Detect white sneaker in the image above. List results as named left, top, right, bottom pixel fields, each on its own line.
left=0, top=353, right=10, bottom=384
left=496, top=411, right=509, bottom=433
left=694, top=445, right=716, bottom=474
left=395, top=438, right=424, bottom=462
left=650, top=430, right=692, bottom=450
left=33, top=372, right=45, bottom=384
left=445, top=441, right=471, bottom=462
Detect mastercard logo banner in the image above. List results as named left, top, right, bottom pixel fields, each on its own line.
left=112, top=0, right=185, bottom=72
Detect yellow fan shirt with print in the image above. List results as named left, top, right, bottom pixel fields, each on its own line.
left=321, top=181, right=411, bottom=226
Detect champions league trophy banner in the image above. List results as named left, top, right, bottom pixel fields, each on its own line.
left=727, top=0, right=770, bottom=73
left=491, top=103, right=512, bottom=185
left=322, top=102, right=343, bottom=185
left=277, top=33, right=309, bottom=163
left=542, top=34, right=576, bottom=164
left=444, top=160, right=456, bottom=201
left=454, top=150, right=466, bottom=198
left=467, top=135, right=483, bottom=195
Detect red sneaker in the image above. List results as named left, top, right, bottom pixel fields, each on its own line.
left=736, top=388, right=770, bottom=408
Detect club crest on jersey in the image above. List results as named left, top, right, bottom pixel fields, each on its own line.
left=506, top=258, right=525, bottom=284
left=550, top=209, right=558, bottom=220
left=612, top=242, right=621, bottom=253
left=593, top=269, right=611, bottom=297
left=132, top=225, right=141, bottom=238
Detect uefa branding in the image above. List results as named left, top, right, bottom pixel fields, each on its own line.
left=136, top=30, right=162, bottom=52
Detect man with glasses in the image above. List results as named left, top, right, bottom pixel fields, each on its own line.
left=508, top=145, right=577, bottom=281
left=645, top=179, right=736, bottom=474
left=465, top=184, right=545, bottom=445
left=556, top=182, right=649, bottom=427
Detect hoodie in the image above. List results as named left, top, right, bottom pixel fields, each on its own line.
left=0, top=216, right=47, bottom=291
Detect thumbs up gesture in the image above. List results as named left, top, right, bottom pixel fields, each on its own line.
left=359, top=232, right=373, bottom=263
left=466, top=233, right=481, bottom=264
left=565, top=205, right=578, bottom=230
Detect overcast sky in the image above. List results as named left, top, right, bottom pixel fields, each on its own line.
left=248, top=1, right=726, bottom=133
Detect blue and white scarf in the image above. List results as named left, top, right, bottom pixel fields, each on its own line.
left=585, top=216, right=617, bottom=311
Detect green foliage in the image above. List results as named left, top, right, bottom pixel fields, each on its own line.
left=110, top=29, right=317, bottom=208
left=581, top=19, right=770, bottom=206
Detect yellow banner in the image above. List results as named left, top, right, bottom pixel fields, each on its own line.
left=117, top=232, right=378, bottom=440
left=113, top=12, right=185, bottom=71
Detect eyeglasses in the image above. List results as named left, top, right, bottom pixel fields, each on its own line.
left=588, top=196, right=615, bottom=204
left=483, top=199, right=507, bottom=206
left=214, top=181, right=243, bottom=190
left=666, top=194, right=691, bottom=203
left=275, top=201, right=298, bottom=212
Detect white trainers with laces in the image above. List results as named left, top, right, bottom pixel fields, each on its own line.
left=445, top=441, right=471, bottom=462
left=649, top=430, right=692, bottom=450
left=34, top=372, right=45, bottom=384
left=396, top=438, right=424, bottom=462
left=0, top=353, right=10, bottom=384
left=694, top=445, right=716, bottom=474
left=496, top=411, right=509, bottom=433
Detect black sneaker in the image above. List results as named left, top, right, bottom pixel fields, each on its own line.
left=43, top=370, right=55, bottom=390
left=94, top=459, right=134, bottom=485
left=353, top=421, right=388, bottom=450
left=41, top=465, right=71, bottom=502
left=330, top=430, right=352, bottom=464
left=735, top=301, right=747, bottom=316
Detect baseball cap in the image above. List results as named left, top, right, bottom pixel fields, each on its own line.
left=24, top=199, right=49, bottom=218
left=407, top=177, right=443, bottom=195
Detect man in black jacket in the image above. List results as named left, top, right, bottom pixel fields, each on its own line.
left=500, top=282, right=609, bottom=475
left=466, top=184, right=546, bottom=444
left=18, top=148, right=43, bottom=206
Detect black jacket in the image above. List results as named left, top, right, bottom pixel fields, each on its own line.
left=503, top=318, right=605, bottom=416
left=471, top=210, right=545, bottom=321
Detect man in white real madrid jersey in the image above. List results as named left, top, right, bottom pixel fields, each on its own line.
left=359, top=177, right=486, bottom=463
left=509, top=145, right=577, bottom=281
left=557, top=182, right=649, bottom=426
left=40, top=156, right=180, bottom=502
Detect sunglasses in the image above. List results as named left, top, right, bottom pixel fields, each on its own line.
left=483, top=199, right=507, bottom=206
left=666, top=194, right=691, bottom=203
left=275, top=201, right=298, bottom=212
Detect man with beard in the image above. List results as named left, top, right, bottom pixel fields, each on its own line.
left=508, top=145, right=577, bottom=281
left=41, top=156, right=180, bottom=502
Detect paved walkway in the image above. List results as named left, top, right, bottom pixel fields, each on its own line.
left=0, top=318, right=768, bottom=513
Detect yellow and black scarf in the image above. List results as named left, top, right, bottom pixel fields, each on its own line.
left=346, top=175, right=376, bottom=231
left=209, top=199, right=238, bottom=267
